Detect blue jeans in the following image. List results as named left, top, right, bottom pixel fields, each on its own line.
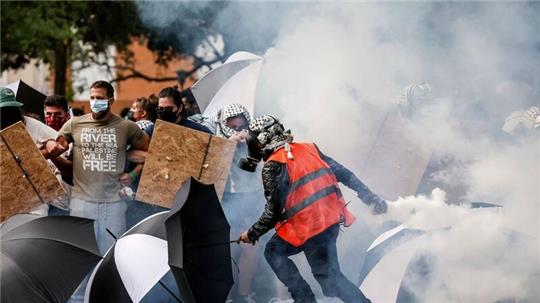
left=70, top=198, right=127, bottom=255
left=68, top=198, right=127, bottom=303
left=126, top=199, right=167, bottom=230
left=264, top=224, right=372, bottom=303
left=48, top=205, right=70, bottom=216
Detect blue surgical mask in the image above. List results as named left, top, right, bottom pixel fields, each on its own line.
left=90, top=99, right=109, bottom=113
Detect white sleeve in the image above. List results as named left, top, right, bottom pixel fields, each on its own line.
left=24, top=116, right=58, bottom=146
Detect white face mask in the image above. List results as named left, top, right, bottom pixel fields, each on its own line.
left=90, top=99, right=109, bottom=113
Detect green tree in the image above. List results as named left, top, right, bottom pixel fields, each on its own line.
left=1, top=1, right=288, bottom=94
left=1, top=1, right=144, bottom=95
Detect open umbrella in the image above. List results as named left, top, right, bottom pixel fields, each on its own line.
left=84, top=211, right=182, bottom=303
left=358, top=203, right=515, bottom=303
left=0, top=213, right=40, bottom=233
left=358, top=224, right=426, bottom=303
left=166, top=178, right=234, bottom=303
left=5, top=79, right=47, bottom=120
left=1, top=215, right=101, bottom=303
left=191, top=51, right=262, bottom=114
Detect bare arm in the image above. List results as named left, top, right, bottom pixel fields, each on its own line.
left=120, top=133, right=150, bottom=186
left=42, top=135, right=69, bottom=159
left=127, top=150, right=147, bottom=163
left=132, top=133, right=150, bottom=152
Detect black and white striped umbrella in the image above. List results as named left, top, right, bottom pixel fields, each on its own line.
left=84, top=211, right=181, bottom=303
left=85, top=179, right=235, bottom=303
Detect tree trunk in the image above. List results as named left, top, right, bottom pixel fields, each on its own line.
left=54, top=42, right=67, bottom=95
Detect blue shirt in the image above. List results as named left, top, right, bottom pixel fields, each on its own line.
left=178, top=118, right=212, bottom=134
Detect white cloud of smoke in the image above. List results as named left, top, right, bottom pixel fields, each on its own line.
left=138, top=2, right=540, bottom=302
left=260, top=4, right=539, bottom=301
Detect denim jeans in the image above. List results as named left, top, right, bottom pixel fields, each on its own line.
left=126, top=199, right=167, bottom=230
left=48, top=205, right=70, bottom=216
left=70, top=198, right=127, bottom=254
left=68, top=198, right=127, bottom=303
left=264, top=224, right=372, bottom=303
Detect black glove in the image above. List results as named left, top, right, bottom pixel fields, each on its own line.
left=372, top=198, right=388, bottom=214
left=247, top=229, right=260, bottom=244
left=359, top=193, right=388, bottom=215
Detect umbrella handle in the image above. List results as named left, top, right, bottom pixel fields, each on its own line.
left=106, top=228, right=118, bottom=241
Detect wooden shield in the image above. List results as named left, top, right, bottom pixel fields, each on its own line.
left=136, top=120, right=236, bottom=208
left=0, top=122, right=65, bottom=222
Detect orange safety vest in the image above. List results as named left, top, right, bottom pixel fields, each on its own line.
left=267, top=143, right=355, bottom=247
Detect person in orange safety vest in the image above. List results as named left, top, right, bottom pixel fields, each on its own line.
left=238, top=115, right=387, bottom=303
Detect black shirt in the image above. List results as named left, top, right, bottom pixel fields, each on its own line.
left=178, top=118, right=212, bottom=134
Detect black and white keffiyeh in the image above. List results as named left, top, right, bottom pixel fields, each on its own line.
left=136, top=120, right=154, bottom=132
left=215, top=103, right=251, bottom=138
left=249, top=115, right=294, bottom=158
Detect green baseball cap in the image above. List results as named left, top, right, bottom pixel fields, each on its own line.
left=0, top=87, right=23, bottom=108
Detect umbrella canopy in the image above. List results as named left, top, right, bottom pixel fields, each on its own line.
left=5, top=80, right=47, bottom=121
left=166, top=178, right=234, bottom=303
left=1, top=215, right=101, bottom=303
left=358, top=224, right=426, bottom=303
left=202, top=54, right=263, bottom=118
left=0, top=213, right=40, bottom=233
left=191, top=51, right=262, bottom=114
left=84, top=211, right=181, bottom=303
left=359, top=203, right=520, bottom=303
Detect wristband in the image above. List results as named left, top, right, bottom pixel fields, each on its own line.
left=129, top=171, right=140, bottom=181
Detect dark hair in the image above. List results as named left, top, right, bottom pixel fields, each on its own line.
left=119, top=107, right=130, bottom=118
left=44, top=94, right=69, bottom=112
left=71, top=107, right=85, bottom=116
left=181, top=88, right=196, bottom=105
left=158, top=85, right=182, bottom=108
left=181, top=88, right=201, bottom=115
left=148, top=93, right=159, bottom=104
left=90, top=80, right=114, bottom=98
left=158, top=85, right=186, bottom=119
left=135, top=96, right=158, bottom=122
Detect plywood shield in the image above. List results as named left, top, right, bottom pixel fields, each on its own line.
left=0, top=122, right=65, bottom=222
left=136, top=120, right=236, bottom=208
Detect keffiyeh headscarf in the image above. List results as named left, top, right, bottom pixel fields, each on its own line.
left=249, top=115, right=294, bottom=159
left=503, top=105, right=540, bottom=133
left=215, top=103, right=251, bottom=138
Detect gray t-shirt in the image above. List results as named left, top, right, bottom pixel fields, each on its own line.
left=59, top=113, right=145, bottom=202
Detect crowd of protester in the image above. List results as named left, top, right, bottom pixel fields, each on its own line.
left=0, top=82, right=273, bottom=302
left=2, top=78, right=538, bottom=303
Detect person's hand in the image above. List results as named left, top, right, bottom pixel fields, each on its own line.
left=360, top=193, right=388, bottom=215
left=237, top=231, right=253, bottom=244
left=230, top=130, right=248, bottom=143
left=119, top=173, right=133, bottom=186
left=372, top=199, right=388, bottom=215
left=119, top=186, right=135, bottom=200
left=128, top=150, right=147, bottom=163
left=44, top=140, right=65, bottom=158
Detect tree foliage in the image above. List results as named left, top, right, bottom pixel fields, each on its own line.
left=1, top=1, right=286, bottom=94
left=1, top=1, right=145, bottom=94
